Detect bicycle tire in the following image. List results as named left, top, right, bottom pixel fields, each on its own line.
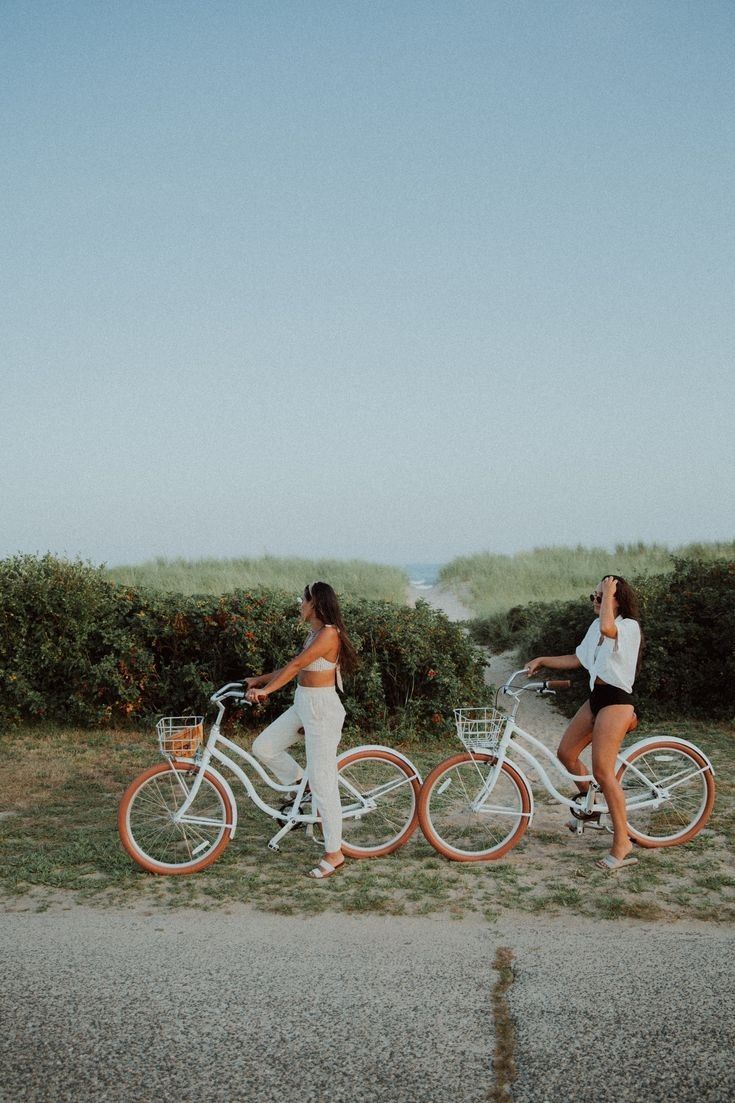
left=418, top=752, right=532, bottom=862
left=336, top=748, right=421, bottom=858
left=118, top=761, right=235, bottom=875
left=617, top=739, right=715, bottom=848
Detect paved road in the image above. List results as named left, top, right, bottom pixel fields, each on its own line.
left=2, top=905, right=492, bottom=1103
left=2, top=904, right=734, bottom=1103
left=508, top=917, right=735, bottom=1103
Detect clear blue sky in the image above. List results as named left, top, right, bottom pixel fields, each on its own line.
left=2, top=1, right=733, bottom=566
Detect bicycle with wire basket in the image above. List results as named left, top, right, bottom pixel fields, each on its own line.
left=118, top=682, right=422, bottom=875
left=417, top=669, right=716, bottom=862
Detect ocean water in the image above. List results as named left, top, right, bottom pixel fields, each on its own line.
left=403, top=563, right=443, bottom=589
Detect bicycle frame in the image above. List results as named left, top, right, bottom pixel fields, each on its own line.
left=168, top=683, right=421, bottom=851
left=470, top=672, right=714, bottom=819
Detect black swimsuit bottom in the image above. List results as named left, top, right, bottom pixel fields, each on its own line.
left=589, top=683, right=635, bottom=715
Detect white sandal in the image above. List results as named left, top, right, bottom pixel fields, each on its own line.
left=595, top=853, right=638, bottom=872
left=307, top=858, right=345, bottom=880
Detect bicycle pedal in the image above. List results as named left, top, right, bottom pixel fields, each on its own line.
left=569, top=805, right=600, bottom=822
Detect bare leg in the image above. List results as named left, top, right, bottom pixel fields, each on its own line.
left=591, top=705, right=635, bottom=862
left=557, top=700, right=595, bottom=794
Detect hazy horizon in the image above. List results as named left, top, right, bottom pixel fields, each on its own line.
left=3, top=2, right=734, bottom=565
left=12, top=542, right=730, bottom=577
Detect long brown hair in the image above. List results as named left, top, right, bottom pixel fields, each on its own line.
left=608, top=575, right=641, bottom=621
left=305, top=581, right=359, bottom=675
left=606, top=574, right=644, bottom=672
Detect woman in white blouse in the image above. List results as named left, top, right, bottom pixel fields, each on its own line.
left=525, top=575, right=642, bottom=872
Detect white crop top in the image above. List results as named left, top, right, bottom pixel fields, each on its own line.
left=575, top=616, right=641, bottom=694
left=301, top=627, right=344, bottom=691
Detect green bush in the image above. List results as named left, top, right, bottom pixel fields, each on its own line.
left=468, top=603, right=549, bottom=651
left=0, top=554, right=144, bottom=726
left=0, top=555, right=488, bottom=739
left=507, top=558, right=735, bottom=721
left=634, top=558, right=735, bottom=719
left=342, top=598, right=488, bottom=736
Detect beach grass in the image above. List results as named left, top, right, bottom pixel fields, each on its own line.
left=106, top=555, right=409, bottom=603
left=439, top=541, right=735, bottom=617
left=2, top=718, right=732, bottom=922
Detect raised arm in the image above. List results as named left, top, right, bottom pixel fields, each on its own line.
left=598, top=575, right=619, bottom=638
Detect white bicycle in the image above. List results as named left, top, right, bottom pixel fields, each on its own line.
left=418, top=669, right=716, bottom=862
left=118, top=682, right=422, bottom=875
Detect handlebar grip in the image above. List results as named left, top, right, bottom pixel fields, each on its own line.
left=545, top=679, right=571, bottom=690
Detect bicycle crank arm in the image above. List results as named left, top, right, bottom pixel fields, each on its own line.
left=267, top=819, right=299, bottom=851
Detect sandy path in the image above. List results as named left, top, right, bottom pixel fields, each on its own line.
left=409, top=581, right=567, bottom=750
left=407, top=580, right=474, bottom=622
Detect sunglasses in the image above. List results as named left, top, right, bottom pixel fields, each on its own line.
left=589, top=593, right=603, bottom=602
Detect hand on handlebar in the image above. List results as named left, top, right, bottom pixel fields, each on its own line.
left=524, top=658, right=545, bottom=677
left=246, top=687, right=269, bottom=704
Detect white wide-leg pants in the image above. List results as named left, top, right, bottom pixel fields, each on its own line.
left=251, top=686, right=346, bottom=853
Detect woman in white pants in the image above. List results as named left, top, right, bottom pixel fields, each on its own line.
left=245, top=581, right=358, bottom=879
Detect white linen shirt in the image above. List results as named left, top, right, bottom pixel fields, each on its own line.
left=575, top=616, right=641, bottom=693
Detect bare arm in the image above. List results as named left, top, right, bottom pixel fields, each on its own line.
left=246, top=628, right=339, bottom=702
left=525, top=654, right=582, bottom=677
left=598, top=575, right=619, bottom=638
left=244, top=672, right=279, bottom=689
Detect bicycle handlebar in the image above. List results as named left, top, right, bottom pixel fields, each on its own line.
left=210, top=682, right=250, bottom=705
left=500, top=669, right=571, bottom=696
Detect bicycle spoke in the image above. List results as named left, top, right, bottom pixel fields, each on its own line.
left=419, top=755, right=529, bottom=860
left=620, top=743, right=713, bottom=844
left=338, top=753, right=419, bottom=856
left=121, top=765, right=230, bottom=871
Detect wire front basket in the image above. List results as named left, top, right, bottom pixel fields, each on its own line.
left=156, top=716, right=204, bottom=759
left=454, top=707, right=506, bottom=753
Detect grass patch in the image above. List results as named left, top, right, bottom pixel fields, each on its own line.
left=106, top=555, right=408, bottom=603
left=2, top=719, right=733, bottom=922
left=439, top=541, right=735, bottom=617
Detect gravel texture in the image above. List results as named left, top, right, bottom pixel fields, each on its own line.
left=1, top=905, right=494, bottom=1103
left=3, top=903, right=734, bottom=1103
left=507, top=915, right=735, bottom=1103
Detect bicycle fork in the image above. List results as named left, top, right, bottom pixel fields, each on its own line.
left=464, top=756, right=534, bottom=820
